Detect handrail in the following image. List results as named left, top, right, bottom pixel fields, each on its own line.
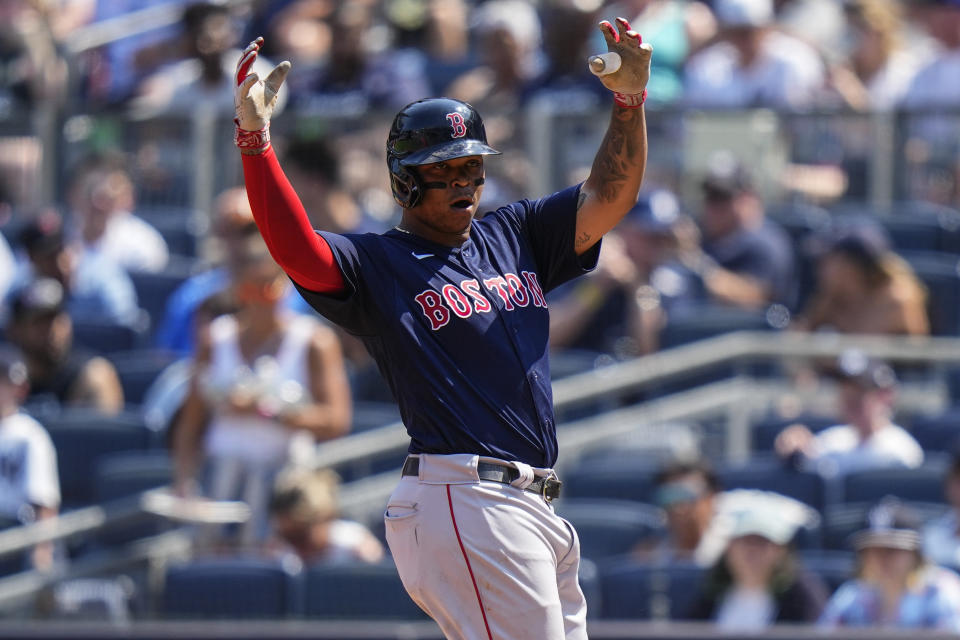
left=0, top=330, right=955, bottom=610
left=64, top=1, right=250, bottom=54
left=315, top=331, right=960, bottom=473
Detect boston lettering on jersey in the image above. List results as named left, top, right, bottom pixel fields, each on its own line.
left=414, top=271, right=546, bottom=331
left=295, top=184, right=600, bottom=468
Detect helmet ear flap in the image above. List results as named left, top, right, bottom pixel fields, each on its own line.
left=389, top=158, right=422, bottom=209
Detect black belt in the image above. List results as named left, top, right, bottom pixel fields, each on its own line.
left=401, top=456, right=562, bottom=502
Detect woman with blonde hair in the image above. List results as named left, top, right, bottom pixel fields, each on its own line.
left=269, top=467, right=383, bottom=565
left=828, top=0, right=924, bottom=110
left=795, top=228, right=929, bottom=336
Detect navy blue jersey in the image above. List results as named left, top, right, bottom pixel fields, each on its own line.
left=295, top=184, right=599, bottom=468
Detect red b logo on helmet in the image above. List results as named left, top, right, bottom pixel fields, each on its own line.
left=446, top=112, right=467, bottom=138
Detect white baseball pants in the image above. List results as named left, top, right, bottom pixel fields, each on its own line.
left=384, top=453, right=587, bottom=640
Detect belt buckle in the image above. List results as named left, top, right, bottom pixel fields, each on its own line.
left=540, top=475, right=561, bottom=503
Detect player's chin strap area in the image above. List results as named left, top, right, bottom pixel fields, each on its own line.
left=422, top=178, right=486, bottom=190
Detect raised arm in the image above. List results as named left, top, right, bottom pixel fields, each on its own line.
left=576, top=18, right=652, bottom=256
left=234, top=38, right=344, bottom=294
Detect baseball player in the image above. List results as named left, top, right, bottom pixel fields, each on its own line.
left=233, top=17, right=651, bottom=640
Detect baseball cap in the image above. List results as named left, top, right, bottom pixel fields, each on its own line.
left=0, top=347, right=27, bottom=386
left=19, top=211, right=65, bottom=256
left=728, top=507, right=800, bottom=545
left=714, top=0, right=774, bottom=27
left=825, top=349, right=897, bottom=390
left=9, top=278, right=66, bottom=321
left=626, top=189, right=681, bottom=233
left=850, top=497, right=922, bottom=552
left=701, top=152, right=753, bottom=199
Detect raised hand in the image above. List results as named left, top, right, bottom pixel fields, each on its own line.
left=592, top=17, right=653, bottom=106
left=234, top=37, right=291, bottom=133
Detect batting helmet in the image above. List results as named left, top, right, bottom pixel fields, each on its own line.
left=386, top=98, right=500, bottom=208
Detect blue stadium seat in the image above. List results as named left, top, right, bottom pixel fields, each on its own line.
left=107, top=349, right=179, bottom=407
left=350, top=401, right=402, bottom=433
left=163, top=557, right=301, bottom=618
left=93, top=451, right=173, bottom=545
left=751, top=413, right=839, bottom=452
left=94, top=451, right=172, bottom=502
left=0, top=517, right=25, bottom=577
left=579, top=557, right=602, bottom=619
left=43, top=410, right=154, bottom=508
left=135, top=207, right=207, bottom=258
left=302, top=561, right=427, bottom=620
left=72, top=321, right=146, bottom=354
left=841, top=461, right=948, bottom=505
left=128, top=258, right=198, bottom=336
left=798, top=549, right=855, bottom=593
left=718, top=457, right=827, bottom=514
left=823, top=501, right=947, bottom=550
left=552, top=499, right=665, bottom=560
left=562, top=461, right=659, bottom=504
left=909, top=409, right=960, bottom=453
left=659, top=306, right=773, bottom=350
left=901, top=251, right=960, bottom=336
left=599, top=559, right=706, bottom=620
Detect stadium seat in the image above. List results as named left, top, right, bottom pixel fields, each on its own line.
left=718, top=457, right=827, bottom=513
left=599, top=559, right=706, bottom=620
left=135, top=207, right=207, bottom=258
left=562, top=461, right=660, bottom=504
left=93, top=451, right=174, bottom=545
left=302, top=561, right=427, bottom=620
left=552, top=498, right=665, bottom=560
left=43, top=410, right=154, bottom=508
left=128, top=258, right=198, bottom=336
left=94, top=451, right=172, bottom=502
left=72, top=321, right=146, bottom=354
left=163, top=557, right=301, bottom=618
left=751, top=413, right=839, bottom=453
left=659, top=305, right=774, bottom=350
left=350, top=401, right=402, bottom=433
left=798, top=549, right=855, bottom=593
left=909, top=409, right=960, bottom=453
left=901, top=251, right=960, bottom=336
left=840, top=461, right=949, bottom=505
left=579, top=557, right=602, bottom=619
left=823, top=501, right=947, bottom=550
left=108, top=349, right=179, bottom=406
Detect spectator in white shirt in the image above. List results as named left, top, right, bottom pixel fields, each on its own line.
left=776, top=350, right=923, bottom=478
left=0, top=347, right=60, bottom=571
left=67, top=151, right=169, bottom=274
left=684, top=0, right=825, bottom=109
left=902, top=0, right=960, bottom=109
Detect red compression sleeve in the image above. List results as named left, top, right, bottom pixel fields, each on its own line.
left=242, top=147, right=345, bottom=293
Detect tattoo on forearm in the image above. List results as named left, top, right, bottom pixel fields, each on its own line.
left=591, top=106, right=644, bottom=203
left=575, top=231, right=592, bottom=250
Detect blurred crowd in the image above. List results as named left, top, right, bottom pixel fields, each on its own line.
left=1, top=0, right=960, bottom=629
left=5, top=0, right=960, bottom=114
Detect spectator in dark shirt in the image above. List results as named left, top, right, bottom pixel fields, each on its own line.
left=4, top=278, right=123, bottom=414
left=689, top=153, right=796, bottom=309
left=549, top=188, right=702, bottom=357
left=689, top=506, right=828, bottom=628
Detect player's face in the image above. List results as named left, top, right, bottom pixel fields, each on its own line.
left=404, top=156, right=485, bottom=244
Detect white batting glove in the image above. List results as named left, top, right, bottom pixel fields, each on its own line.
left=590, top=17, right=653, bottom=108
left=234, top=37, right=291, bottom=154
